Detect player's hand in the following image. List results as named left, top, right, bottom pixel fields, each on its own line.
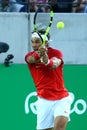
left=38, top=46, right=47, bottom=57
left=42, top=54, right=48, bottom=64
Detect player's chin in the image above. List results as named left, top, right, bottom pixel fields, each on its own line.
left=33, top=48, right=38, bottom=51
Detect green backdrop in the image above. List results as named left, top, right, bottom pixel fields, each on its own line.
left=0, top=64, right=87, bottom=130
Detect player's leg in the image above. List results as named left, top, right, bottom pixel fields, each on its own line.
left=36, top=98, right=54, bottom=130
left=53, top=95, right=72, bottom=130
left=54, top=116, right=68, bottom=130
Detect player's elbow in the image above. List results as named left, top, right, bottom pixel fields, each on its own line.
left=26, top=56, right=35, bottom=64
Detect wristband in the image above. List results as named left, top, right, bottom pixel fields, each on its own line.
left=33, top=52, right=40, bottom=60
left=46, top=59, right=54, bottom=67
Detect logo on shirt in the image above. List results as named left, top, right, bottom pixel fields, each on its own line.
left=36, top=66, right=41, bottom=68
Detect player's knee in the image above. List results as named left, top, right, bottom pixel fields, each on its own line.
left=54, top=116, right=68, bottom=130
left=54, top=124, right=65, bottom=130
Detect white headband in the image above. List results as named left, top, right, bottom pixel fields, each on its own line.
left=32, top=32, right=48, bottom=41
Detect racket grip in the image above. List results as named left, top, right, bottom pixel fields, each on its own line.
left=40, top=58, right=43, bottom=62
left=40, top=52, right=48, bottom=63
left=40, top=46, right=47, bottom=62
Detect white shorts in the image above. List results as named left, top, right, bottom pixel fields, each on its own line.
left=35, top=95, right=73, bottom=130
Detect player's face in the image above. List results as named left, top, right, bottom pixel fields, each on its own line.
left=31, top=38, right=42, bottom=51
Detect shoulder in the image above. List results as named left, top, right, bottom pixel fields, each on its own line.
left=48, top=47, right=63, bottom=59
left=49, top=47, right=63, bottom=55
left=25, top=51, right=34, bottom=57
left=25, top=51, right=34, bottom=61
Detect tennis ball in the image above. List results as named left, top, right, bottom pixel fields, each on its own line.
left=57, top=21, right=64, bottom=29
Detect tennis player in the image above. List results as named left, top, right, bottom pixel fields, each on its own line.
left=25, top=30, right=72, bottom=130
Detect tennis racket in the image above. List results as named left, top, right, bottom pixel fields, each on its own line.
left=33, top=5, right=54, bottom=47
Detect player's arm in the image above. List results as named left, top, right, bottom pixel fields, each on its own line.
left=26, top=47, right=46, bottom=64
left=26, top=51, right=40, bottom=64
left=51, top=57, right=62, bottom=69
left=42, top=54, right=62, bottom=69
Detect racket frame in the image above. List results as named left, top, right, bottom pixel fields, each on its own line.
left=33, top=6, right=54, bottom=47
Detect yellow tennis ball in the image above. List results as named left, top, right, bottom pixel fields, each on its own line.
left=57, top=21, right=64, bottom=29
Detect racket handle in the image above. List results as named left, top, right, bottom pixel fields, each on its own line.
left=39, top=46, right=48, bottom=63
left=40, top=58, right=43, bottom=62
left=40, top=52, right=48, bottom=63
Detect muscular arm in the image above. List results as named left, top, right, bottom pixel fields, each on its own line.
left=26, top=47, right=62, bottom=68
left=26, top=47, right=47, bottom=64
left=51, top=57, right=62, bottom=69
left=26, top=51, right=40, bottom=64
left=42, top=54, right=62, bottom=69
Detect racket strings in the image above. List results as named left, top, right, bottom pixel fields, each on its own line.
left=33, top=5, right=54, bottom=46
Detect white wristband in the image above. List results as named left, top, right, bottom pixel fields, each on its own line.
left=45, top=59, right=50, bottom=65
left=45, top=59, right=54, bottom=67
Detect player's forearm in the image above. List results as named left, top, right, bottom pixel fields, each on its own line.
left=44, top=57, right=62, bottom=69
left=51, top=57, right=62, bottom=69
left=27, top=47, right=47, bottom=64
left=26, top=51, right=40, bottom=63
